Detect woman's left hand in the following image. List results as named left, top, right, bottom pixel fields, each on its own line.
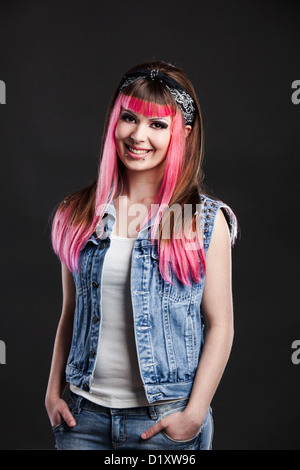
left=141, top=410, right=204, bottom=441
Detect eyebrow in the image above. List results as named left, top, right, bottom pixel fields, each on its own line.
left=122, top=107, right=169, bottom=122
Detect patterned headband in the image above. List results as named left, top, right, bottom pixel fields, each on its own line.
left=118, top=68, right=196, bottom=126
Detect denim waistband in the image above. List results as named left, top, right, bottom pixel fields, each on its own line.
left=69, top=390, right=189, bottom=420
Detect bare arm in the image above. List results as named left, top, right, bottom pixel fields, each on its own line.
left=45, top=262, right=77, bottom=428
left=142, top=209, right=234, bottom=440
left=184, top=208, right=234, bottom=417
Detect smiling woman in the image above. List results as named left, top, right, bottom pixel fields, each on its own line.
left=115, top=108, right=172, bottom=163
left=46, top=61, right=239, bottom=451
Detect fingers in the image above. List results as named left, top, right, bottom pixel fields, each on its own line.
left=141, top=420, right=165, bottom=440
left=63, top=410, right=76, bottom=427
left=58, top=401, right=76, bottom=427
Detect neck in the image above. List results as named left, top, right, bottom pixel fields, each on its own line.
left=117, top=169, right=163, bottom=204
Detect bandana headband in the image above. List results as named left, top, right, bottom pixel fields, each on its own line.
left=118, top=68, right=195, bottom=126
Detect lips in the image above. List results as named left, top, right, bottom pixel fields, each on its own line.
left=125, top=144, right=153, bottom=159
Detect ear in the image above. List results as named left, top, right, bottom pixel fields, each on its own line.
left=184, top=125, right=192, bottom=137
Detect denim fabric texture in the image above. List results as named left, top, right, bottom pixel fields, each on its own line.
left=53, top=391, right=214, bottom=450
left=65, top=194, right=236, bottom=403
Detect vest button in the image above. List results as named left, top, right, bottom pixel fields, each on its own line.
left=100, top=241, right=106, bottom=250
left=92, top=281, right=99, bottom=288
left=92, top=315, right=99, bottom=323
left=90, top=350, right=96, bottom=357
left=82, top=383, right=89, bottom=391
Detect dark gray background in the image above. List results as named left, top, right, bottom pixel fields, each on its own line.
left=0, top=0, right=299, bottom=450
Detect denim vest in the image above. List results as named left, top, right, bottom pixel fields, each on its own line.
left=66, top=194, right=237, bottom=404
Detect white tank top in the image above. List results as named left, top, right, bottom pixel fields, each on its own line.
left=70, top=232, right=149, bottom=407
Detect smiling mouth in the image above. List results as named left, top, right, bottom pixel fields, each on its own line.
left=125, top=144, right=153, bottom=157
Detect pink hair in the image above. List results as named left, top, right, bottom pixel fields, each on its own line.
left=52, top=93, right=206, bottom=285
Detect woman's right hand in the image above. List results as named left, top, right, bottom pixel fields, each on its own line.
left=45, top=395, right=76, bottom=429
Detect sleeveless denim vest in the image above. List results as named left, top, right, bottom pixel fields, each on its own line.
left=66, top=194, right=237, bottom=403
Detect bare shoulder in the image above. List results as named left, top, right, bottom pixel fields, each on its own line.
left=61, top=262, right=76, bottom=315
left=61, top=262, right=75, bottom=287
left=207, top=208, right=231, bottom=256
left=201, top=208, right=233, bottom=321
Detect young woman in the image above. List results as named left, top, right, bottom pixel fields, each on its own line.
left=45, top=61, right=238, bottom=450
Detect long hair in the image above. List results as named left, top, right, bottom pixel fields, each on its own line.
left=51, top=61, right=215, bottom=285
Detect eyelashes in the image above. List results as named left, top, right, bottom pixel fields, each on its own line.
left=152, top=121, right=169, bottom=130
left=120, top=112, right=135, bottom=123
left=120, top=112, right=168, bottom=130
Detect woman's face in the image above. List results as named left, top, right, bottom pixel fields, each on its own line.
left=115, top=107, right=172, bottom=173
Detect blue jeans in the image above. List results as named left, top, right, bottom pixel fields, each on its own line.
left=52, top=391, right=213, bottom=450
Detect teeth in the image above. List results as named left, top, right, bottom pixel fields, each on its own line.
left=128, top=146, right=150, bottom=155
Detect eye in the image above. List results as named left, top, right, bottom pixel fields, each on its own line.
left=120, top=112, right=136, bottom=123
left=151, top=121, right=168, bottom=130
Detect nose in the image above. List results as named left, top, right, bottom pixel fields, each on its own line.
left=130, top=123, right=147, bottom=143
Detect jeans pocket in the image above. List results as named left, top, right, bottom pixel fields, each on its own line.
left=158, top=401, right=213, bottom=447
left=198, top=407, right=214, bottom=450
left=52, top=420, right=67, bottom=433
left=157, top=399, right=202, bottom=445
left=52, top=394, right=77, bottom=433
left=162, top=426, right=202, bottom=445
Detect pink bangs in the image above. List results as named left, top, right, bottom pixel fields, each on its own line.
left=120, top=94, right=174, bottom=118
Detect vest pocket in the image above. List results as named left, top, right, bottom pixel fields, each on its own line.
left=150, top=245, right=193, bottom=303
left=168, top=272, right=194, bottom=302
